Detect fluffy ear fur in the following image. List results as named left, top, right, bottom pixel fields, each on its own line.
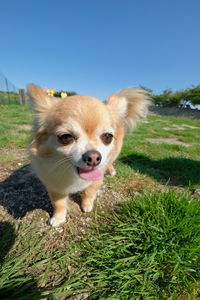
left=107, top=88, right=151, bottom=129
left=27, top=84, right=57, bottom=130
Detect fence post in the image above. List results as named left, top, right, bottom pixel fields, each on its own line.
left=19, top=89, right=26, bottom=104
left=5, top=77, right=11, bottom=102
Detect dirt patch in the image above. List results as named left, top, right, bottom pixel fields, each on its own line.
left=163, top=126, right=185, bottom=131
left=0, top=161, right=133, bottom=240
left=163, top=124, right=200, bottom=131
left=183, top=124, right=200, bottom=129
left=0, top=149, right=29, bottom=178
left=0, top=148, right=28, bottom=160
left=17, top=124, right=32, bottom=130
left=146, top=138, right=192, bottom=147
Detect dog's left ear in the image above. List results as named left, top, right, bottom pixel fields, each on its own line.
left=107, top=88, right=151, bottom=129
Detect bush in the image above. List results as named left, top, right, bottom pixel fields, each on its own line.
left=54, top=90, right=77, bottom=97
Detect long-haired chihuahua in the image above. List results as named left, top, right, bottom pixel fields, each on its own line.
left=28, top=85, right=150, bottom=226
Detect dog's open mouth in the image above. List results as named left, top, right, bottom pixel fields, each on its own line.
left=77, top=167, right=103, bottom=181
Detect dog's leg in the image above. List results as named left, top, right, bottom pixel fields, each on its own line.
left=81, top=179, right=103, bottom=212
left=106, top=164, right=116, bottom=177
left=48, top=191, right=68, bottom=227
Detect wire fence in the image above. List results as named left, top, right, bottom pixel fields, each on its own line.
left=0, top=73, right=20, bottom=104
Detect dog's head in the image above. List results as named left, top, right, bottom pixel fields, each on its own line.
left=28, top=84, right=150, bottom=181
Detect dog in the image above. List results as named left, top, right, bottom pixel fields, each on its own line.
left=28, top=84, right=150, bottom=227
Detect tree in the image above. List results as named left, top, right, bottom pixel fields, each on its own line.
left=151, top=85, right=200, bottom=106
left=184, top=86, right=200, bottom=105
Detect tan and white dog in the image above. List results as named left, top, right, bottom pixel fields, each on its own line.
left=28, top=85, right=150, bottom=227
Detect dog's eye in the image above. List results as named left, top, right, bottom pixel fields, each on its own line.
left=101, top=133, right=113, bottom=145
left=58, top=134, right=76, bottom=145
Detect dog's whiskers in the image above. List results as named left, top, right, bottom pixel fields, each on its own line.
left=43, top=156, right=73, bottom=181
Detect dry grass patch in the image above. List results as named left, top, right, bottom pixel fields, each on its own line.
left=146, top=137, right=194, bottom=147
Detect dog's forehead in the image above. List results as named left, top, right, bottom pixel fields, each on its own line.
left=54, top=95, right=112, bottom=134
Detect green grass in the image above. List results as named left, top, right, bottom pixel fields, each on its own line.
left=0, top=92, right=19, bottom=105
left=0, top=106, right=200, bottom=299
left=117, top=115, right=200, bottom=189
left=67, top=192, right=200, bottom=299
left=0, top=105, right=32, bottom=160
left=0, top=105, right=32, bottom=126
left=0, top=192, right=199, bottom=299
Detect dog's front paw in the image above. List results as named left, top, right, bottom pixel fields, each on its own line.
left=106, top=165, right=116, bottom=177
left=49, top=216, right=66, bottom=227
left=81, top=201, right=94, bottom=213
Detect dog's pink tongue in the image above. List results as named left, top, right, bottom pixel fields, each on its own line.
left=79, top=168, right=103, bottom=181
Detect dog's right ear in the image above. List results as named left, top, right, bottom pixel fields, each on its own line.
left=27, top=84, right=57, bottom=130
left=27, top=84, right=56, bottom=113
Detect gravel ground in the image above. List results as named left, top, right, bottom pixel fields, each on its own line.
left=0, top=158, right=128, bottom=236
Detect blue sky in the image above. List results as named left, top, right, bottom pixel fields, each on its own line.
left=1, top=0, right=200, bottom=99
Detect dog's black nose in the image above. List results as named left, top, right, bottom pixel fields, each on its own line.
left=82, top=150, right=102, bottom=167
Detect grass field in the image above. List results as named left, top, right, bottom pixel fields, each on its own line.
left=0, top=105, right=200, bottom=299
left=0, top=92, right=19, bottom=105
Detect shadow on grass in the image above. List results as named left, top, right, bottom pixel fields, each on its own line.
left=0, top=164, right=82, bottom=219
left=120, top=154, right=200, bottom=186
left=0, top=165, right=53, bottom=219
left=0, top=222, right=41, bottom=300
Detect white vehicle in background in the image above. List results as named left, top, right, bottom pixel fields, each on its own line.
left=179, top=100, right=200, bottom=110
